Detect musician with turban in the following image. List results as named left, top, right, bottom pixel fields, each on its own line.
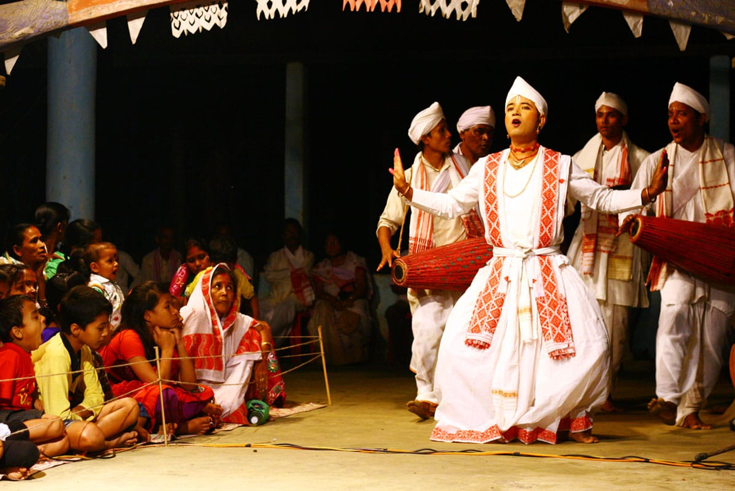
left=454, top=105, right=496, bottom=165
left=377, top=102, right=480, bottom=420
left=390, top=77, right=667, bottom=444
left=567, top=92, right=651, bottom=412
left=621, top=83, right=735, bottom=430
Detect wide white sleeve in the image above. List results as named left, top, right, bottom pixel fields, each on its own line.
left=568, top=159, right=642, bottom=215
left=408, top=161, right=482, bottom=219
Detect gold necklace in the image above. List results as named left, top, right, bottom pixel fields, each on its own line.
left=508, top=148, right=540, bottom=170
left=503, top=154, right=539, bottom=198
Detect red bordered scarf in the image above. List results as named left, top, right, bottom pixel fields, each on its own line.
left=648, top=137, right=735, bottom=290
left=578, top=134, right=632, bottom=275
left=182, top=264, right=261, bottom=382
left=408, top=155, right=484, bottom=253
left=464, top=148, right=575, bottom=360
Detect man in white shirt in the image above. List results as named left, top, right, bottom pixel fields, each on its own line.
left=377, top=102, right=470, bottom=419
left=567, top=92, right=650, bottom=412
left=453, top=106, right=495, bottom=165
left=622, top=83, right=735, bottom=429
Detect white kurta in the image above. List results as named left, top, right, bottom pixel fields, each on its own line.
left=259, top=246, right=315, bottom=338
left=410, top=149, right=643, bottom=443
left=566, top=135, right=650, bottom=394
left=377, top=152, right=468, bottom=404
left=625, top=139, right=735, bottom=425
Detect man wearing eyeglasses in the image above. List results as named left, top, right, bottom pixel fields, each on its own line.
left=453, top=106, right=495, bottom=165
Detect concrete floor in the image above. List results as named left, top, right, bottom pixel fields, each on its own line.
left=19, top=363, right=735, bottom=490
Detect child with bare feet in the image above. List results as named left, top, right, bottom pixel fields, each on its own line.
left=100, top=282, right=222, bottom=437
left=0, top=296, right=70, bottom=458
left=0, top=424, right=40, bottom=481
left=32, top=286, right=139, bottom=452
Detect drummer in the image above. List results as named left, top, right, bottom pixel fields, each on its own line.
left=620, top=83, right=735, bottom=430
left=376, top=102, right=476, bottom=420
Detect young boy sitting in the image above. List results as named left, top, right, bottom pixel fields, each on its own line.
left=84, top=242, right=124, bottom=330
left=32, top=286, right=139, bottom=452
left=0, top=295, right=70, bottom=457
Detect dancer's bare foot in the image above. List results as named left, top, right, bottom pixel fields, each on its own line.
left=406, top=400, right=436, bottom=420
left=177, top=417, right=213, bottom=436
left=600, top=399, right=624, bottom=413
left=569, top=430, right=599, bottom=444
left=648, top=398, right=677, bottom=426
left=682, top=412, right=712, bottom=430
left=104, top=431, right=138, bottom=449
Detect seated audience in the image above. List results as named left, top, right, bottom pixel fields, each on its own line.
left=307, top=232, right=372, bottom=365
left=169, top=237, right=212, bottom=303
left=34, top=203, right=70, bottom=280
left=84, top=242, right=125, bottom=330
left=259, top=219, right=315, bottom=339
left=0, top=295, right=70, bottom=457
left=137, top=225, right=182, bottom=286
left=32, top=286, right=140, bottom=452
left=101, top=282, right=221, bottom=438
left=182, top=264, right=285, bottom=425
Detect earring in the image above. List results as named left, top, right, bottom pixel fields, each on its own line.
left=506, top=134, right=510, bottom=139
left=536, top=126, right=541, bottom=135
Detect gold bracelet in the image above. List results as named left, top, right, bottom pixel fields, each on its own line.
left=398, top=186, right=411, bottom=197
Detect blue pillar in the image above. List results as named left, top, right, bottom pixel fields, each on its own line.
left=47, top=28, right=97, bottom=220
left=709, top=55, right=730, bottom=142
left=284, top=62, right=306, bottom=227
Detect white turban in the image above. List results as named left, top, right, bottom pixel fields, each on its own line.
left=595, top=92, right=628, bottom=116
left=669, top=82, right=710, bottom=121
left=457, top=106, right=496, bottom=133
left=505, top=76, right=547, bottom=117
left=408, top=102, right=445, bottom=145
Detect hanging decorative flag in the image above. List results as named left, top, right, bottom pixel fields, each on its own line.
left=561, top=2, right=587, bottom=33
left=505, top=0, right=525, bottom=22
left=86, top=22, right=108, bottom=48
left=4, top=46, right=21, bottom=75
left=343, top=0, right=401, bottom=13
left=418, top=0, right=479, bottom=21
left=127, top=11, right=148, bottom=44
left=256, top=0, right=311, bottom=20
left=170, top=1, right=228, bottom=38
left=622, top=10, right=643, bottom=38
left=669, top=19, right=691, bottom=51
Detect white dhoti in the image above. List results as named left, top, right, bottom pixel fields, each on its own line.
left=409, top=289, right=461, bottom=404
left=597, top=300, right=629, bottom=393
left=432, top=257, right=610, bottom=444
left=656, top=279, right=732, bottom=425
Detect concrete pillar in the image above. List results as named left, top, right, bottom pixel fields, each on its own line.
left=47, top=28, right=97, bottom=220
left=709, top=55, right=730, bottom=142
left=284, top=62, right=307, bottom=228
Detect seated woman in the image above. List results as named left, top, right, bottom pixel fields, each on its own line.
left=0, top=265, right=39, bottom=300
left=307, top=233, right=372, bottom=365
left=100, top=282, right=221, bottom=437
left=181, top=264, right=285, bottom=425
left=169, top=238, right=212, bottom=304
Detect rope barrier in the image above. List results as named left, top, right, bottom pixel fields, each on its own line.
left=2, top=328, right=332, bottom=439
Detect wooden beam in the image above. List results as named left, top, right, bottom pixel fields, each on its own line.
left=570, top=0, right=735, bottom=35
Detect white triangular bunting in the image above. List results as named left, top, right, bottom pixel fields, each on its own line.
left=127, top=11, right=148, bottom=44
left=86, top=22, right=108, bottom=49
left=4, top=46, right=21, bottom=75
left=561, top=2, right=587, bottom=33
left=669, top=20, right=691, bottom=51
left=622, top=10, right=643, bottom=38
left=506, top=0, right=525, bottom=22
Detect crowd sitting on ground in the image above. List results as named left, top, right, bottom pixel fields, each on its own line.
left=0, top=209, right=292, bottom=480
